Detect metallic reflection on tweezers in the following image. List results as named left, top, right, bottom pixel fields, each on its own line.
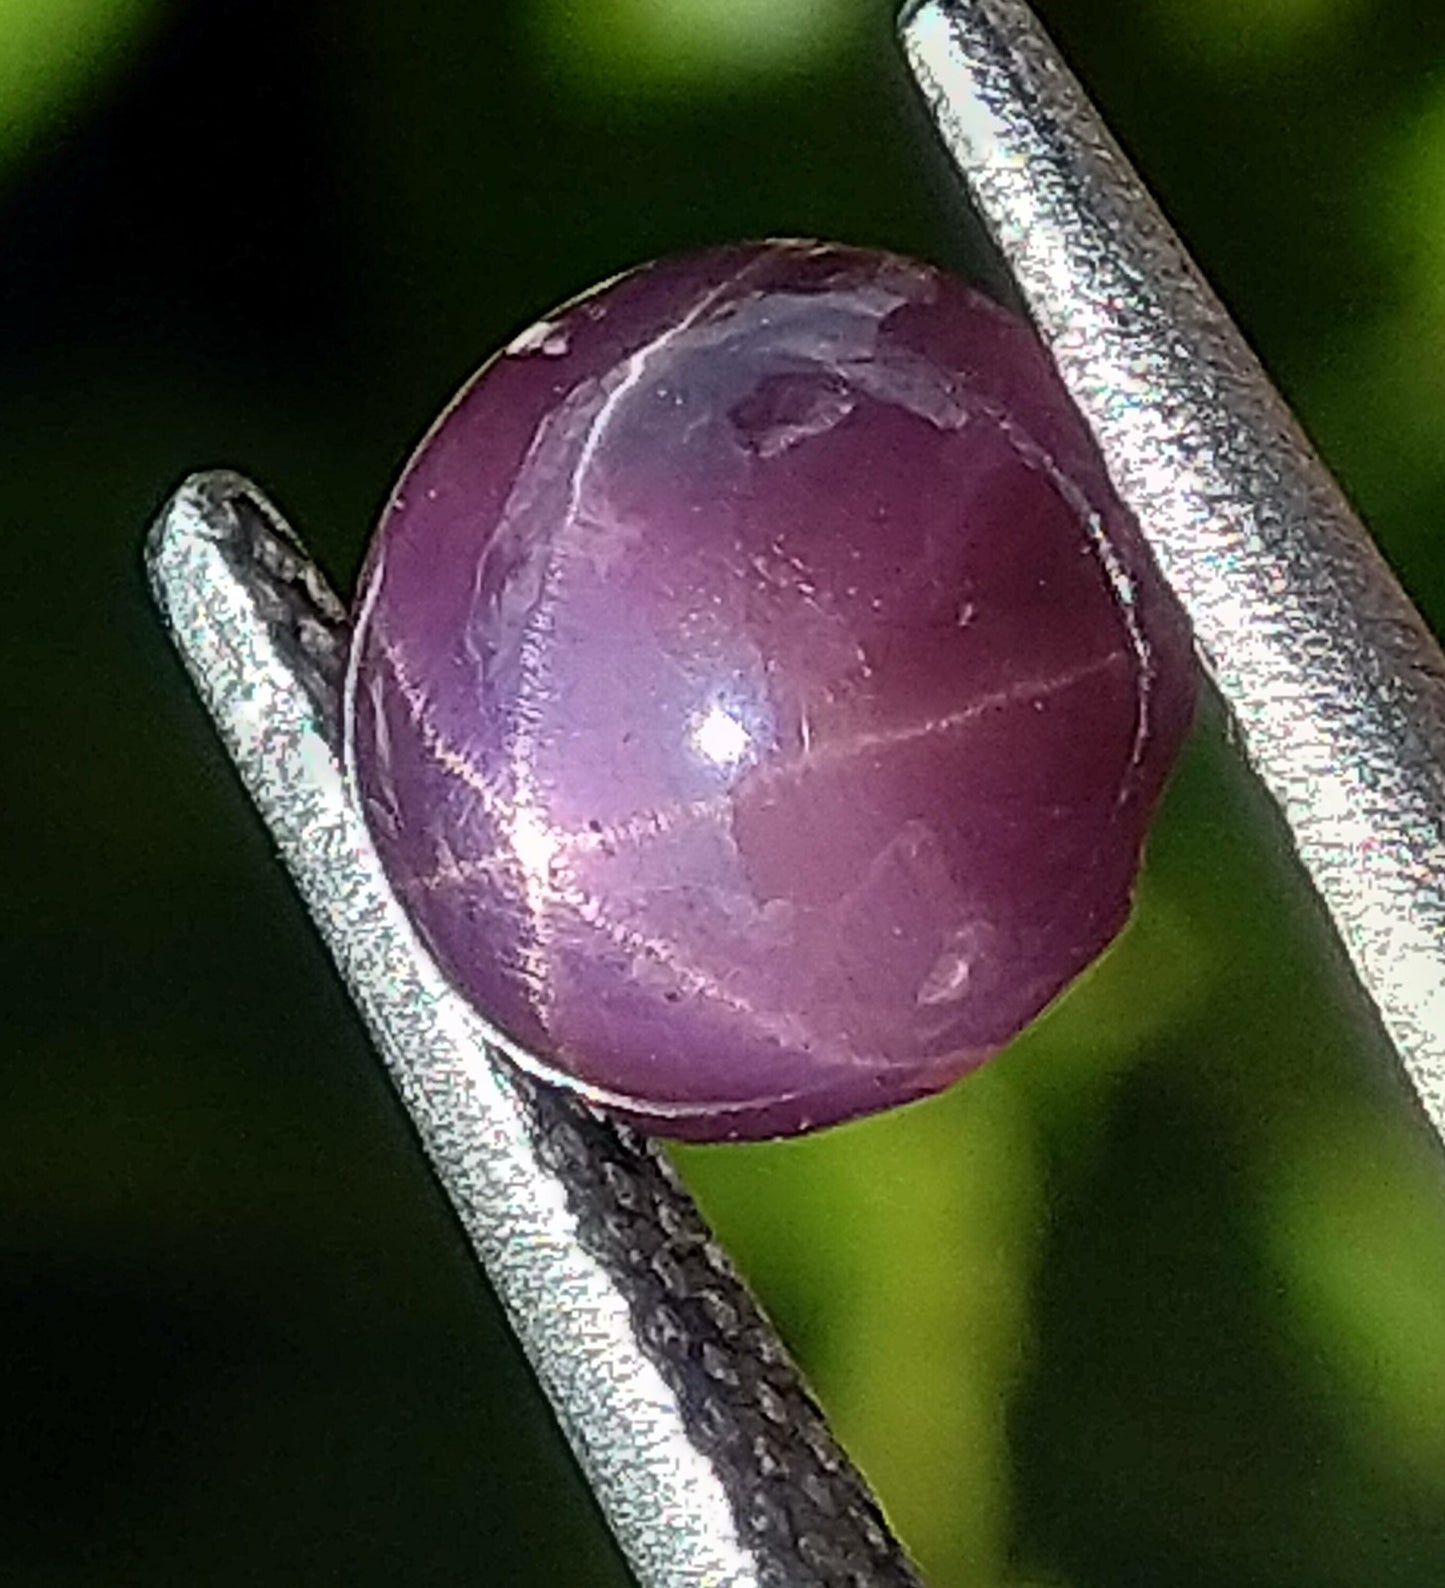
left=146, top=4, right=1445, bottom=1587
left=145, top=471, right=923, bottom=1588
left=902, top=0, right=1445, bottom=1143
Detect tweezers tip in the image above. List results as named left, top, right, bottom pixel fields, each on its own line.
left=145, top=468, right=305, bottom=610
left=144, top=468, right=247, bottom=577
left=896, top=0, right=945, bottom=42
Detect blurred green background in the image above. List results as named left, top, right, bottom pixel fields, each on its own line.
left=3, top=0, right=1445, bottom=1583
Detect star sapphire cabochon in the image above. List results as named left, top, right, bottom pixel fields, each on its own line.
left=346, top=242, right=1196, bottom=1140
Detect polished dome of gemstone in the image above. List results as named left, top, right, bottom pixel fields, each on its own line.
left=346, top=241, right=1195, bottom=1140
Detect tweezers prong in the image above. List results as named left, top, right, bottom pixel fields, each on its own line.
left=146, top=471, right=921, bottom=1588
left=902, top=0, right=1445, bottom=1143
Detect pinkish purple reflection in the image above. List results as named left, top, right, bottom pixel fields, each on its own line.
left=347, top=242, right=1195, bottom=1140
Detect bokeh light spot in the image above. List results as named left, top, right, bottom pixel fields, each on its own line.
left=0, top=0, right=164, bottom=180
left=1151, top=0, right=1367, bottom=66
left=533, top=0, right=861, bottom=95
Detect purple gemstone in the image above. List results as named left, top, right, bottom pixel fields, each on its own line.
left=346, top=241, right=1195, bottom=1141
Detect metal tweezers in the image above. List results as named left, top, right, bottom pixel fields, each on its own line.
left=145, top=2, right=1445, bottom=1583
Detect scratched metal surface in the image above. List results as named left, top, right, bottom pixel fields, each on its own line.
left=145, top=471, right=922, bottom=1588
left=902, top=0, right=1445, bottom=1140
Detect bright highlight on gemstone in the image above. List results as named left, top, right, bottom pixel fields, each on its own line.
left=691, top=704, right=753, bottom=772
left=346, top=241, right=1197, bottom=1141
